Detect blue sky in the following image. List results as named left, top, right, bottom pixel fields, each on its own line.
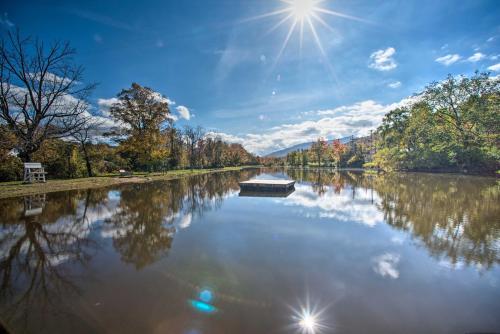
left=1, top=0, right=499, bottom=154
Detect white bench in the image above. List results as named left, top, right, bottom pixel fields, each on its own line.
left=23, top=162, right=47, bottom=183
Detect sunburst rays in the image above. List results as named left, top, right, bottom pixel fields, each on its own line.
left=245, top=0, right=369, bottom=70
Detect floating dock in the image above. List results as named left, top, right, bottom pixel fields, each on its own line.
left=239, top=179, right=295, bottom=192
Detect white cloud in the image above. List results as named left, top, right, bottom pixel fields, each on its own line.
left=369, top=47, right=397, bottom=71
left=205, top=131, right=245, bottom=144
left=487, top=36, right=495, bottom=43
left=258, top=114, right=265, bottom=120
left=435, top=54, right=461, bottom=66
left=278, top=184, right=384, bottom=227
left=176, top=105, right=191, bottom=120
left=372, top=253, right=401, bottom=279
left=487, top=63, right=500, bottom=72
left=151, top=91, right=175, bottom=105
left=177, top=213, right=192, bottom=229
left=212, top=97, right=418, bottom=155
left=97, top=97, right=119, bottom=117
left=388, top=81, right=401, bottom=89
left=467, top=52, right=486, bottom=62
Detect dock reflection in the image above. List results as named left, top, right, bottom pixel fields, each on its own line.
left=239, top=188, right=295, bottom=198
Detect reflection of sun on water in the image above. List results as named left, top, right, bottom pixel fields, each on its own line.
left=299, top=312, right=318, bottom=332
left=289, top=298, right=331, bottom=334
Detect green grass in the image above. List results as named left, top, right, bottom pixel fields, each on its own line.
left=0, top=166, right=260, bottom=199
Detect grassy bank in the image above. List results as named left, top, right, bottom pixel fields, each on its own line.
left=0, top=166, right=259, bottom=199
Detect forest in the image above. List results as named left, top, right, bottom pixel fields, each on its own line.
left=0, top=31, right=258, bottom=182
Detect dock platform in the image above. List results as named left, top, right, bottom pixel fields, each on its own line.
left=239, top=179, right=295, bottom=192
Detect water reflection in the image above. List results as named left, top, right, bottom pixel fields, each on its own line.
left=0, top=190, right=99, bottom=329
left=239, top=189, right=295, bottom=197
left=371, top=173, right=500, bottom=269
left=0, top=170, right=259, bottom=330
left=284, top=169, right=500, bottom=269
left=0, top=168, right=498, bottom=332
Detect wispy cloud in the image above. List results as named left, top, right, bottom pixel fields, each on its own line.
left=467, top=52, right=486, bottom=62
left=388, top=81, right=401, bottom=89
left=435, top=54, right=461, bottom=66
left=213, top=47, right=255, bottom=83
left=69, top=9, right=141, bottom=32
left=0, top=13, right=14, bottom=28
left=369, top=47, right=397, bottom=71
left=212, top=90, right=327, bottom=120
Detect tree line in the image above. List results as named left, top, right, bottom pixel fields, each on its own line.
left=265, top=72, right=499, bottom=174
left=369, top=72, right=499, bottom=173
left=0, top=31, right=257, bottom=181
left=260, top=136, right=375, bottom=168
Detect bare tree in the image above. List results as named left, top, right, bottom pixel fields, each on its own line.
left=0, top=30, right=96, bottom=162
left=72, top=120, right=104, bottom=177
left=183, top=125, right=204, bottom=168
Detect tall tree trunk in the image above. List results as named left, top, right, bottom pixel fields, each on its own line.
left=81, top=143, right=93, bottom=177
left=19, top=150, right=31, bottom=163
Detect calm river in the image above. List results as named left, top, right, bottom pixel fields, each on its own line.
left=0, top=168, right=499, bottom=333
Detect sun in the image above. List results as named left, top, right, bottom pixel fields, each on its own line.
left=246, top=0, right=369, bottom=68
left=288, top=0, right=316, bottom=20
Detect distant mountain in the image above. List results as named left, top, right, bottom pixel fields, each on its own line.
left=265, top=136, right=353, bottom=158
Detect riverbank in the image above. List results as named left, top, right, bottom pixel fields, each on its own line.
left=0, top=166, right=259, bottom=199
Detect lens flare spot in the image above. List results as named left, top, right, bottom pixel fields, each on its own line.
left=199, top=289, right=213, bottom=303
left=189, top=300, right=217, bottom=314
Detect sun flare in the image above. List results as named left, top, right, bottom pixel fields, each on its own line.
left=288, top=0, right=316, bottom=20
left=247, top=0, right=369, bottom=69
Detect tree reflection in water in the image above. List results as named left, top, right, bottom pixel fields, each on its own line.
left=0, top=170, right=259, bottom=330
left=371, top=173, right=500, bottom=269
left=285, top=169, right=500, bottom=269
left=0, top=189, right=102, bottom=329
left=104, top=170, right=259, bottom=269
left=0, top=168, right=498, bottom=331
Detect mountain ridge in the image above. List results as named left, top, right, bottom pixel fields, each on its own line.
left=265, top=136, right=353, bottom=157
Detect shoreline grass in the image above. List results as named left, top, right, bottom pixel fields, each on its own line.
left=0, top=166, right=260, bottom=200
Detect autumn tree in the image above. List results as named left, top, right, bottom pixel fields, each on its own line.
left=183, top=125, right=204, bottom=168
left=109, top=83, right=171, bottom=171
left=332, top=139, right=348, bottom=168
left=0, top=30, right=95, bottom=162
left=310, top=137, right=328, bottom=167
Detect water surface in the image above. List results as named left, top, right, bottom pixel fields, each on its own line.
left=0, top=169, right=499, bottom=333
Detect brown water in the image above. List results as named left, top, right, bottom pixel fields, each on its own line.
left=0, top=169, right=499, bottom=334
